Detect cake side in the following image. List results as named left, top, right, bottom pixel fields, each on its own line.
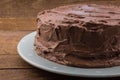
left=34, top=4, right=120, bottom=67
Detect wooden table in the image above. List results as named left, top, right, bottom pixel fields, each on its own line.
left=0, top=0, right=120, bottom=80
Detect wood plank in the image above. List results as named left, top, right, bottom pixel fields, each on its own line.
left=0, top=18, right=36, bottom=30
left=0, top=55, right=33, bottom=68
left=0, top=69, right=57, bottom=80
left=0, top=30, right=32, bottom=55
left=0, top=69, right=119, bottom=80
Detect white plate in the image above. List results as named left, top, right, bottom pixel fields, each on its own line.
left=17, top=32, right=120, bottom=77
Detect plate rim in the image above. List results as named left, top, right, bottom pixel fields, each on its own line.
left=17, top=32, right=120, bottom=77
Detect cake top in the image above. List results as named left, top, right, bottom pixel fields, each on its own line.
left=37, top=4, right=120, bottom=29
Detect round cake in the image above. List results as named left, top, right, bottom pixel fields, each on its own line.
left=34, top=4, right=120, bottom=68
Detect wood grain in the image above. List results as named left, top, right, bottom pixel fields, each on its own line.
left=0, top=55, right=33, bottom=68
left=0, top=18, right=36, bottom=30
left=0, top=30, right=32, bottom=55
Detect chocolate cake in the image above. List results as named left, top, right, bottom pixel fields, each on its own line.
left=34, top=4, right=120, bottom=68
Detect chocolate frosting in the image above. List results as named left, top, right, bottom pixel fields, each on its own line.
left=35, top=4, right=120, bottom=68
